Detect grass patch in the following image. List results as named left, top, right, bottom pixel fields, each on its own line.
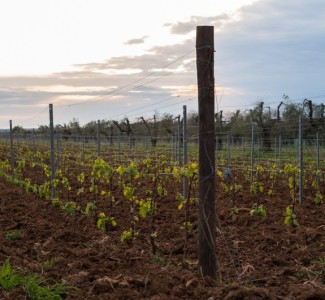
left=5, top=230, right=21, bottom=241
left=295, top=256, right=325, bottom=284
left=0, top=259, right=24, bottom=291
left=0, top=259, right=78, bottom=299
left=24, top=275, right=74, bottom=300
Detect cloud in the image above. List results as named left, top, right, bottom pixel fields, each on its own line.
left=71, top=38, right=196, bottom=76
left=214, top=0, right=325, bottom=107
left=70, top=38, right=197, bottom=81
left=165, top=14, right=231, bottom=35
left=125, top=36, right=148, bottom=45
left=1, top=0, right=325, bottom=127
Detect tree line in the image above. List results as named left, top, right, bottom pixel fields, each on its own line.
left=11, top=96, right=325, bottom=150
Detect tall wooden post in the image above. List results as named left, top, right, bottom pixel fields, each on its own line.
left=196, top=26, right=216, bottom=278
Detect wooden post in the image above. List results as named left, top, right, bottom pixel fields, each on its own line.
left=196, top=26, right=216, bottom=278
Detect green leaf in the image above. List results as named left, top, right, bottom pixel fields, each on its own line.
left=0, top=259, right=23, bottom=291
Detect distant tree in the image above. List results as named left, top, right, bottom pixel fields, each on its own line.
left=227, top=110, right=250, bottom=142
left=113, top=118, right=135, bottom=147
left=214, top=110, right=224, bottom=149
left=280, top=102, right=300, bottom=140
left=140, top=115, right=158, bottom=147
left=83, top=121, right=97, bottom=136
left=37, top=125, right=49, bottom=134
left=314, top=103, right=325, bottom=131
left=68, top=118, right=82, bottom=135
left=160, top=113, right=176, bottom=135
left=12, top=125, right=25, bottom=135
left=187, top=111, right=198, bottom=135
left=250, top=102, right=276, bottom=151
left=55, top=123, right=70, bottom=139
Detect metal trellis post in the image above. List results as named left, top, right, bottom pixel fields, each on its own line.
left=49, top=104, right=56, bottom=199
left=9, top=120, right=14, bottom=178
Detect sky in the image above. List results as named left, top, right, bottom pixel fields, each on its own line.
left=0, top=0, right=325, bottom=128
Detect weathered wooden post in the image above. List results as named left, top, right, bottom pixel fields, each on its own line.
left=196, top=25, right=216, bottom=278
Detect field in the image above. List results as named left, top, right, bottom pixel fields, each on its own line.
left=0, top=139, right=324, bottom=299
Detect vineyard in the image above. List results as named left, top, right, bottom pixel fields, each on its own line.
left=0, top=25, right=324, bottom=300
left=0, top=131, right=324, bottom=299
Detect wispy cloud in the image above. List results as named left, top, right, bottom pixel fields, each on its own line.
left=165, top=14, right=231, bottom=35
left=125, top=36, right=148, bottom=45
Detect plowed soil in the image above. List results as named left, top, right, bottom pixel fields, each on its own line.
left=0, top=173, right=324, bottom=299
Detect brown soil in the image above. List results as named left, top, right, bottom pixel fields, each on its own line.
left=0, top=171, right=324, bottom=299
